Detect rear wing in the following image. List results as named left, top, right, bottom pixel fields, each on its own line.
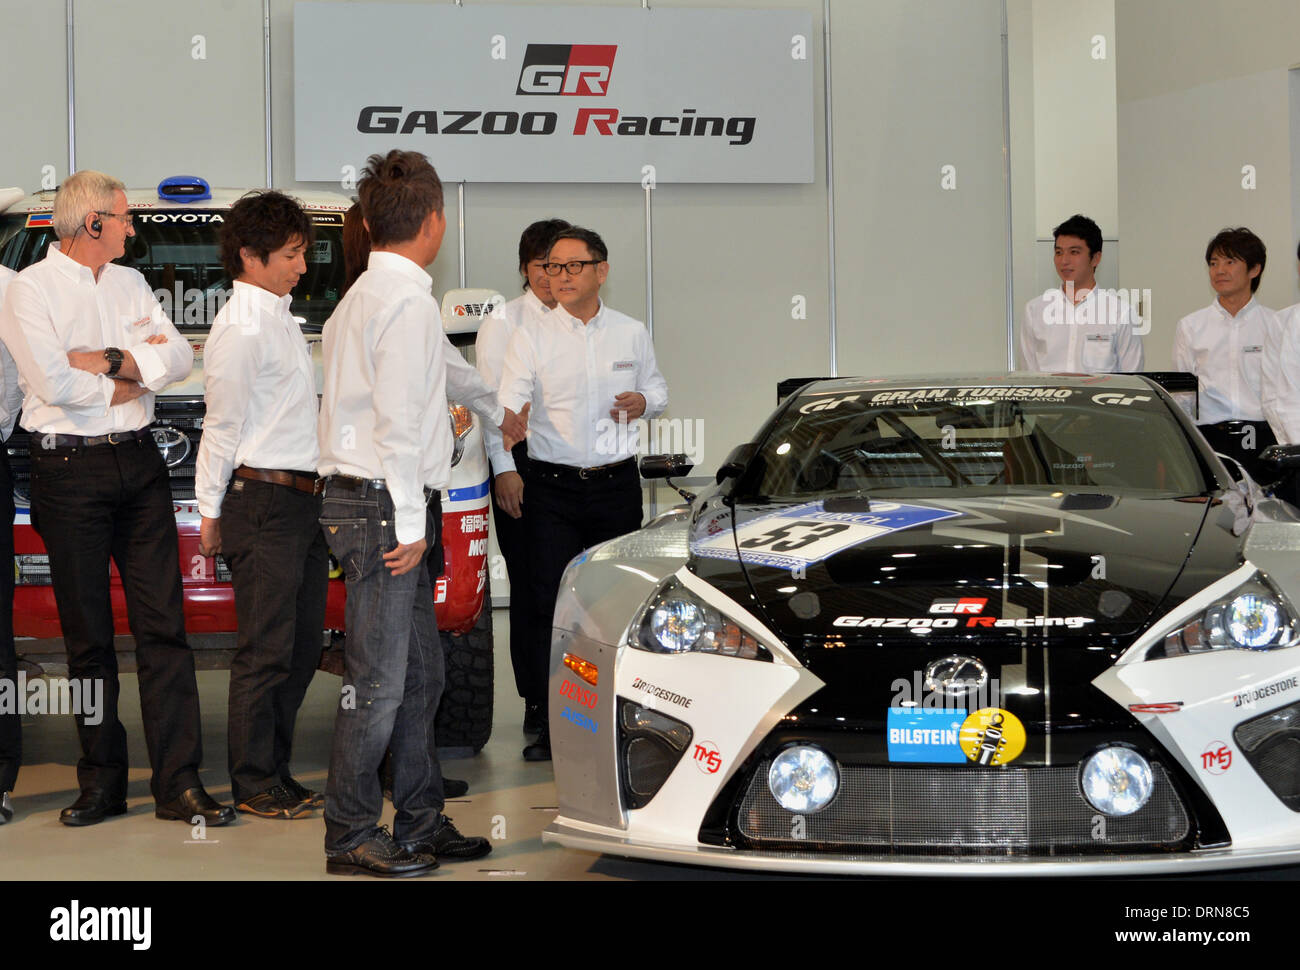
left=441, top=287, right=507, bottom=348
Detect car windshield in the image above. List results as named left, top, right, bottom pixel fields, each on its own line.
left=0, top=210, right=345, bottom=333
left=743, top=385, right=1209, bottom=499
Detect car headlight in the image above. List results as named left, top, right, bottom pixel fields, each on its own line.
left=1160, top=573, right=1298, bottom=656
left=448, top=403, right=473, bottom=467
left=768, top=745, right=839, bottom=813
left=633, top=579, right=772, bottom=661
left=1079, top=746, right=1153, bottom=817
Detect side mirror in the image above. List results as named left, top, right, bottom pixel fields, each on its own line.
left=1260, top=444, right=1300, bottom=470
left=716, top=442, right=758, bottom=484
left=639, top=454, right=694, bottom=480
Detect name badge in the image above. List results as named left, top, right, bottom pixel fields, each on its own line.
left=1243, top=345, right=1262, bottom=353
left=1084, top=334, right=1109, bottom=343
left=612, top=359, right=635, bottom=371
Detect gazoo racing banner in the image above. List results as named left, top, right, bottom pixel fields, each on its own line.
left=293, top=3, right=814, bottom=183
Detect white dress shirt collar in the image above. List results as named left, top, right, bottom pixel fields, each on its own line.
left=552, top=298, right=607, bottom=330
left=46, top=241, right=99, bottom=285
left=367, top=250, right=433, bottom=291
left=1214, top=296, right=1258, bottom=320
left=230, top=278, right=293, bottom=317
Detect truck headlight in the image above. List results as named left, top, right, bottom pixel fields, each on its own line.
left=633, top=579, right=772, bottom=661
left=1161, top=574, right=1298, bottom=656
left=1080, top=746, right=1153, bottom=816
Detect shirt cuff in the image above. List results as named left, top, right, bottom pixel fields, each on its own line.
left=489, top=450, right=517, bottom=476
left=130, top=344, right=167, bottom=390
left=395, top=509, right=426, bottom=546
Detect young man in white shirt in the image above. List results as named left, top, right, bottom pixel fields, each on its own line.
left=0, top=170, right=232, bottom=827
left=499, top=226, right=668, bottom=761
left=1020, top=214, right=1144, bottom=373
left=1261, top=238, right=1300, bottom=501
left=0, top=265, right=23, bottom=823
left=318, top=151, right=525, bottom=876
left=1174, top=227, right=1278, bottom=482
left=194, top=190, right=326, bottom=820
left=475, top=217, right=569, bottom=740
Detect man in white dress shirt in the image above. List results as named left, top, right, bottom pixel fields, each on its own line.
left=1261, top=238, right=1300, bottom=501
left=499, top=226, right=668, bottom=761
left=1020, top=214, right=1144, bottom=373
left=0, top=265, right=23, bottom=823
left=475, top=217, right=569, bottom=740
left=0, top=170, right=233, bottom=827
left=318, top=151, right=524, bottom=876
left=194, top=190, right=326, bottom=820
left=1174, top=227, right=1278, bottom=482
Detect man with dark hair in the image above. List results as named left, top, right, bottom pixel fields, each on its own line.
left=1020, top=214, right=1144, bottom=372
left=1175, top=227, right=1278, bottom=480
left=195, top=190, right=325, bottom=820
left=475, top=217, right=569, bottom=739
left=317, top=150, right=524, bottom=876
left=1261, top=238, right=1300, bottom=479
left=0, top=265, right=22, bottom=823
left=499, top=226, right=667, bottom=761
left=0, top=170, right=232, bottom=827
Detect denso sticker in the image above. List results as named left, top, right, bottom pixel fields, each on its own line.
left=887, top=707, right=967, bottom=763
left=691, top=501, right=961, bottom=570
left=558, top=679, right=597, bottom=709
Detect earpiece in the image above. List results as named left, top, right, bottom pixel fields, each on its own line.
left=89, top=216, right=102, bottom=237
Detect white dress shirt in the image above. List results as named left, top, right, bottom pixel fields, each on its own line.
left=194, top=281, right=320, bottom=518
left=1173, top=297, right=1276, bottom=425
left=1020, top=287, right=1145, bottom=372
left=1261, top=302, right=1300, bottom=444
left=476, top=288, right=549, bottom=475
left=498, top=300, right=668, bottom=468
left=0, top=266, right=24, bottom=440
left=318, top=251, right=453, bottom=545
left=0, top=242, right=193, bottom=435
left=443, top=333, right=505, bottom=432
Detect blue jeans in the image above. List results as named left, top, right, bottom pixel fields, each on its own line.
left=320, top=482, right=445, bottom=852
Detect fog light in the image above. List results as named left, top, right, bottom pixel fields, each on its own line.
left=767, top=745, right=838, bottom=814
left=1080, top=746, right=1153, bottom=816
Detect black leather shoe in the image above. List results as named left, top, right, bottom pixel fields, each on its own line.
left=155, top=786, right=236, bottom=826
left=400, top=815, right=492, bottom=861
left=523, top=702, right=544, bottom=737
left=60, top=789, right=128, bottom=827
left=282, top=776, right=325, bottom=808
left=0, top=792, right=13, bottom=824
left=443, top=777, right=469, bottom=799
left=237, top=784, right=313, bottom=819
left=523, top=726, right=551, bottom=762
left=326, top=825, right=438, bottom=878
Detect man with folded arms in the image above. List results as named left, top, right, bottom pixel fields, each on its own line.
left=318, top=150, right=525, bottom=876
left=195, top=190, right=326, bottom=820
left=0, top=169, right=232, bottom=826
left=0, top=265, right=22, bottom=824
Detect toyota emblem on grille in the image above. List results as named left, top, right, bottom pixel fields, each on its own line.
left=924, top=655, right=988, bottom=697
left=152, top=427, right=191, bottom=468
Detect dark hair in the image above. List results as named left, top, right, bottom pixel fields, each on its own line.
left=342, top=202, right=370, bottom=297
left=1205, top=227, right=1266, bottom=293
left=357, top=150, right=443, bottom=247
left=220, top=190, right=314, bottom=280
left=547, top=226, right=608, bottom=264
left=1052, top=214, right=1103, bottom=256
left=518, top=218, right=571, bottom=288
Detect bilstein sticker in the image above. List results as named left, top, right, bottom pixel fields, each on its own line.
left=958, top=708, right=1026, bottom=766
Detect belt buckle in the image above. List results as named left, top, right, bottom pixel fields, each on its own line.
left=578, top=466, right=593, bottom=480
left=106, top=432, right=125, bottom=445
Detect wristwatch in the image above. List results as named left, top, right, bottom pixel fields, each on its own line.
left=104, top=346, right=124, bottom=378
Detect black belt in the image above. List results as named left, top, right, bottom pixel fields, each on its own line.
left=324, top=474, right=439, bottom=504
left=529, top=457, right=636, bottom=482
left=34, top=427, right=152, bottom=450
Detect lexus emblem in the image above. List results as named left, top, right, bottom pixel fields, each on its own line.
left=152, top=427, right=192, bottom=469
left=924, top=655, right=988, bottom=697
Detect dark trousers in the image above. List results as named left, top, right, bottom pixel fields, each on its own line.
left=523, top=460, right=642, bottom=715
left=221, top=477, right=328, bottom=802
left=0, top=448, right=18, bottom=793
left=322, top=484, right=445, bottom=852
left=1198, top=420, right=1277, bottom=485
left=490, top=442, right=537, bottom=702
left=29, top=437, right=203, bottom=803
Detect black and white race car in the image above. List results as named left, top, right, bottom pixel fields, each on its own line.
left=542, top=374, right=1300, bottom=875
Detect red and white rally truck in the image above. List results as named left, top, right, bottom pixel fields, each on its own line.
left=0, top=177, right=499, bottom=754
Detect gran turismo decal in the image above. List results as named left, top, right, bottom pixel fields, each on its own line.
left=798, top=394, right=859, bottom=414
left=560, top=706, right=598, bottom=734
left=692, top=740, right=722, bottom=775
left=1232, top=676, right=1298, bottom=709
left=1092, top=392, right=1152, bottom=407
left=630, top=677, right=692, bottom=709
left=692, top=501, right=961, bottom=570
left=558, top=679, right=597, bottom=710
left=958, top=708, right=1026, bottom=766
left=1200, top=741, right=1233, bottom=775
left=835, top=615, right=1094, bottom=630
left=869, top=387, right=1075, bottom=404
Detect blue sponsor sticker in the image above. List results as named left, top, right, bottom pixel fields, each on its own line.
left=560, top=706, right=598, bottom=734
left=886, top=706, right=966, bottom=763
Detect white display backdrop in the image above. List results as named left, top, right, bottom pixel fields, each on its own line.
left=293, top=2, right=814, bottom=184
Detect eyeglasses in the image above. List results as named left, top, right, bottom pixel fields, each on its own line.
left=543, top=259, right=602, bottom=277
left=96, top=210, right=134, bottom=227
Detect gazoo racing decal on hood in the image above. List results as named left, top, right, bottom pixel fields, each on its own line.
left=690, top=501, right=961, bottom=570
left=834, top=614, right=1096, bottom=630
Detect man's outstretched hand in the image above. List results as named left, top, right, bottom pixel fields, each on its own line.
left=501, top=402, right=530, bottom=450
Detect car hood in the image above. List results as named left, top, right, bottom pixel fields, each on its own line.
left=688, top=491, right=1215, bottom=646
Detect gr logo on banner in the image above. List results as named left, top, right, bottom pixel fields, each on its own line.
left=517, top=44, right=617, bottom=95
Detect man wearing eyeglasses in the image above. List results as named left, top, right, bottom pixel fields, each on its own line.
left=499, top=227, right=668, bottom=761
left=0, top=170, right=233, bottom=828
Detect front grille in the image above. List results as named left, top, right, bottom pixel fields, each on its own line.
left=1234, top=700, right=1300, bottom=811
left=736, top=762, right=1190, bottom=854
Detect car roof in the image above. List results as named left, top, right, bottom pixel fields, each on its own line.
left=796, top=372, right=1158, bottom=394
left=2, top=186, right=353, bottom=215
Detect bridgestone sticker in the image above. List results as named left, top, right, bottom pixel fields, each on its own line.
left=690, top=500, right=961, bottom=570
